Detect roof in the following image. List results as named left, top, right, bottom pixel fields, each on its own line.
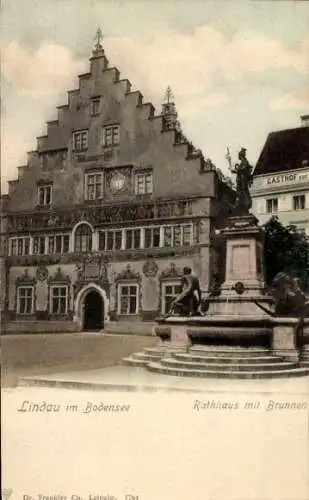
left=253, top=125, right=309, bottom=176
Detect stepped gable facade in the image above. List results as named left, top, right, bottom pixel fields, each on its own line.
left=1, top=35, right=235, bottom=333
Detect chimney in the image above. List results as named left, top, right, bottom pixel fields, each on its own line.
left=301, top=114, right=309, bottom=127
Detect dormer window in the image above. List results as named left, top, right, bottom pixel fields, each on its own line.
left=102, top=125, right=120, bottom=147
left=90, top=98, right=101, bottom=116
left=37, top=184, right=52, bottom=206
left=73, top=130, right=88, bottom=151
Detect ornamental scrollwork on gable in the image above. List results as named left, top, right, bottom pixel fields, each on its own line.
left=15, top=269, right=36, bottom=286
left=115, top=264, right=142, bottom=283
left=159, top=262, right=182, bottom=280
left=48, top=266, right=71, bottom=284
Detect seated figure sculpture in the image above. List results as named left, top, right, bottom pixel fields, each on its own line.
left=254, top=270, right=309, bottom=347
left=169, top=266, right=202, bottom=316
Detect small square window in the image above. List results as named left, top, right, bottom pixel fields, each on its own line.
left=33, top=236, right=46, bottom=255
left=266, top=198, right=278, bottom=213
left=73, top=130, right=88, bottom=151
left=182, top=225, right=192, bottom=246
left=85, top=172, right=104, bottom=200
left=90, top=98, right=100, bottom=116
left=38, top=185, right=52, bottom=206
left=135, top=172, right=153, bottom=195
left=144, top=227, right=160, bottom=248
left=163, top=227, right=173, bottom=247
left=10, top=237, right=30, bottom=256
left=50, top=286, right=68, bottom=315
left=17, top=286, right=34, bottom=315
left=293, top=195, right=306, bottom=211
left=125, top=229, right=141, bottom=249
left=118, top=284, right=138, bottom=315
left=162, top=282, right=182, bottom=314
left=102, top=125, right=120, bottom=147
left=48, top=235, right=70, bottom=254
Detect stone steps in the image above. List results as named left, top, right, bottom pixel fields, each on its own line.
left=172, top=353, right=283, bottom=364
left=301, top=346, right=309, bottom=360
left=143, top=346, right=172, bottom=355
left=189, top=346, right=273, bottom=357
left=122, top=357, right=147, bottom=367
left=146, top=362, right=309, bottom=379
left=132, top=352, right=165, bottom=362
left=121, top=344, right=309, bottom=379
left=159, top=357, right=298, bottom=372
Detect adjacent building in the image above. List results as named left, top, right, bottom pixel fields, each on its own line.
left=1, top=36, right=234, bottom=334
left=251, top=115, right=309, bottom=235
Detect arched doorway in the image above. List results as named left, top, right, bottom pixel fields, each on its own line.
left=83, top=290, right=104, bottom=331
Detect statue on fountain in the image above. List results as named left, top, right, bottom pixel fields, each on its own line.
left=168, top=266, right=202, bottom=316
left=228, top=147, right=253, bottom=215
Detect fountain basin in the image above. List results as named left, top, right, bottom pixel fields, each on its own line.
left=154, top=315, right=309, bottom=360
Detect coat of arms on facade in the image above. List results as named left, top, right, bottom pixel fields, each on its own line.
left=143, top=260, right=158, bottom=277
left=36, top=265, right=49, bottom=282
left=106, top=167, right=132, bottom=195
left=76, top=255, right=107, bottom=281
left=109, top=172, right=127, bottom=193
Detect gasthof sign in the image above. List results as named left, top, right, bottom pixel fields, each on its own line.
left=265, top=169, right=309, bottom=186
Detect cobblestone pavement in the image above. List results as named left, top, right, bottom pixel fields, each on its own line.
left=1, top=332, right=156, bottom=388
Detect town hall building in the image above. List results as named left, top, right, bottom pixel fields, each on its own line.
left=1, top=33, right=234, bottom=334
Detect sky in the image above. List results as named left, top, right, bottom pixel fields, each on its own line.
left=1, top=0, right=309, bottom=193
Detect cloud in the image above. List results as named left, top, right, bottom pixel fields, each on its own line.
left=1, top=27, right=308, bottom=191
left=2, top=27, right=308, bottom=105
left=105, top=27, right=309, bottom=104
left=178, top=93, right=230, bottom=117
left=220, top=33, right=309, bottom=81
left=0, top=129, right=33, bottom=191
left=269, top=87, right=309, bottom=111
left=1, top=41, right=86, bottom=99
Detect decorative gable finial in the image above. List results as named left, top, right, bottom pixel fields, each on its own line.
left=162, top=86, right=181, bottom=132
left=94, top=27, right=103, bottom=51
left=164, top=86, right=174, bottom=104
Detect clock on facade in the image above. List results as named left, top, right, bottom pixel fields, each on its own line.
left=109, top=173, right=126, bottom=193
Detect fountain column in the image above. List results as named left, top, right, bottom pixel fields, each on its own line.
left=207, top=214, right=273, bottom=316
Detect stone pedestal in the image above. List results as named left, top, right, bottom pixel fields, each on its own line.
left=221, top=214, right=265, bottom=295
left=154, top=317, right=191, bottom=350
left=207, top=214, right=273, bottom=316
left=169, top=324, right=190, bottom=348
left=272, top=317, right=299, bottom=362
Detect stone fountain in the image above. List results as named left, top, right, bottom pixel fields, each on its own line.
left=123, top=149, right=309, bottom=378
